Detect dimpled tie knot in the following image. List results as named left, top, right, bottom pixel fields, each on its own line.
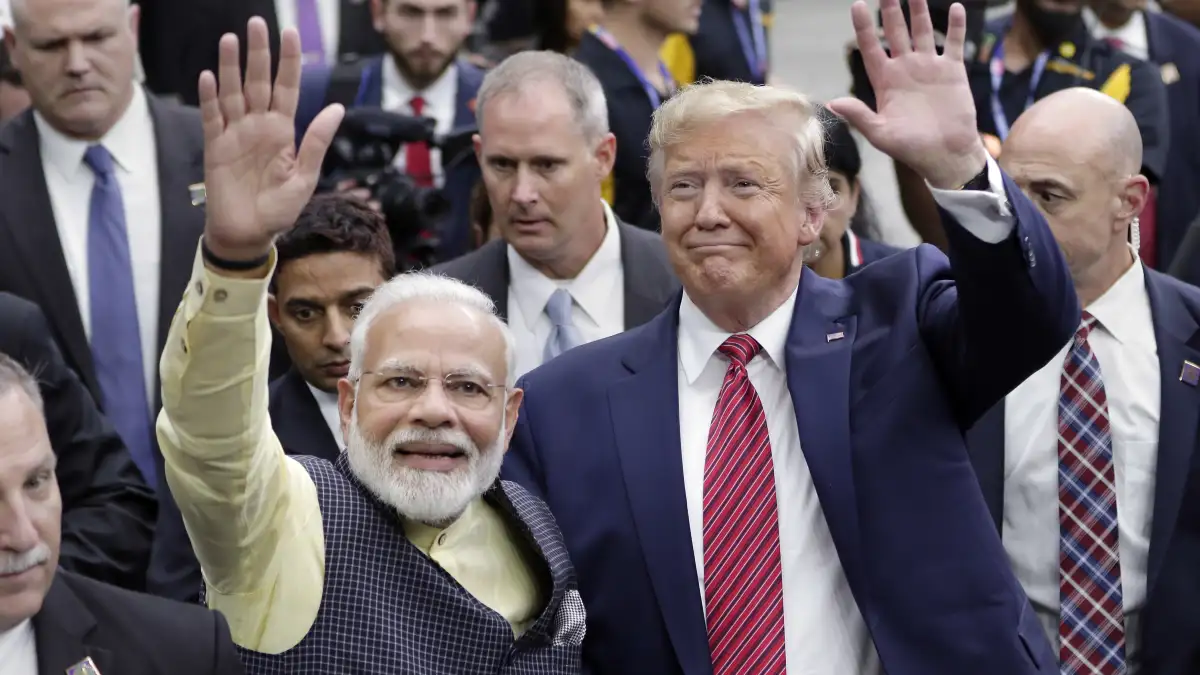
left=718, top=333, right=762, bottom=368
left=84, top=144, right=115, bottom=179
left=542, top=288, right=583, bottom=363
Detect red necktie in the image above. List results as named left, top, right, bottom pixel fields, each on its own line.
left=702, top=334, right=786, bottom=674
left=406, top=96, right=434, bottom=187
left=1105, top=36, right=1127, bottom=50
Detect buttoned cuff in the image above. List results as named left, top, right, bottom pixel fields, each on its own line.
left=180, top=242, right=277, bottom=319
left=926, top=156, right=1014, bottom=244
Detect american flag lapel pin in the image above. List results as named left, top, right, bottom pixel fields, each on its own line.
left=826, top=331, right=845, bottom=342
left=189, top=182, right=206, bottom=206
left=1180, top=360, right=1200, bottom=387
left=66, top=656, right=102, bottom=675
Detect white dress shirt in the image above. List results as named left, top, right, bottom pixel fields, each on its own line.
left=306, top=381, right=345, bottom=450
left=670, top=156, right=1013, bottom=673
left=35, top=87, right=162, bottom=403
left=0, top=619, right=36, bottom=675
left=1002, top=257, right=1159, bottom=669
left=507, top=203, right=625, bottom=379
left=274, top=0, right=341, bottom=65
left=381, top=58, right=459, bottom=188
left=1083, top=7, right=1151, bottom=60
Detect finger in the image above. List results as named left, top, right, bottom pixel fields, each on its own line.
left=943, top=3, right=967, bottom=62
left=297, top=104, right=346, bottom=181
left=244, top=17, right=272, bottom=113
left=217, top=33, right=245, bottom=123
left=824, top=97, right=882, bottom=139
left=850, top=1, right=888, bottom=82
left=272, top=27, right=303, bottom=118
left=908, top=0, right=936, bottom=53
left=198, top=70, right=224, bottom=144
left=880, top=0, right=912, bottom=54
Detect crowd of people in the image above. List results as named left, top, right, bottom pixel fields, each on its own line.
left=0, top=0, right=1199, bottom=673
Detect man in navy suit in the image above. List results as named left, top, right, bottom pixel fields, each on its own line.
left=294, top=0, right=484, bottom=260
left=966, top=87, right=1200, bottom=674
left=501, top=1, right=1076, bottom=673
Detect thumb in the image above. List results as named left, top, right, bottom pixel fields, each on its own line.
left=824, top=96, right=881, bottom=138
left=298, top=103, right=346, bottom=181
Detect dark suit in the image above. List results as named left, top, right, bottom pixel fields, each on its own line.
left=149, top=367, right=344, bottom=603
left=0, top=293, right=156, bottom=592
left=502, top=172, right=1078, bottom=674
left=430, top=219, right=680, bottom=327
left=295, top=57, right=485, bottom=260
left=688, top=0, right=772, bottom=84
left=33, top=569, right=244, bottom=675
left=845, top=229, right=903, bottom=274
left=137, top=0, right=386, bottom=106
left=1143, top=11, right=1200, bottom=282
left=966, top=267, right=1200, bottom=675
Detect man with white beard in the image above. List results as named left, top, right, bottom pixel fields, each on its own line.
left=154, top=16, right=585, bottom=675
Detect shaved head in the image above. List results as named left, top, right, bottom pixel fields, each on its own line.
left=1001, top=87, right=1149, bottom=306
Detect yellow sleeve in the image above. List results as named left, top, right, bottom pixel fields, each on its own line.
left=156, top=244, right=325, bottom=654
left=660, top=34, right=695, bottom=86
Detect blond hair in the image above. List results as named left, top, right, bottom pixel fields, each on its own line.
left=646, top=79, right=833, bottom=210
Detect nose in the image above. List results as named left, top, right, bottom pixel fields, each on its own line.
left=407, top=379, right=455, bottom=429
left=694, top=183, right=730, bottom=230
left=322, top=311, right=351, bottom=353
left=420, top=14, right=440, bottom=45
left=0, top=494, right=41, bottom=554
left=511, top=166, right=540, bottom=206
left=64, top=40, right=90, bottom=77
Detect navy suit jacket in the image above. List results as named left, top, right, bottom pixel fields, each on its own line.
left=502, top=171, right=1078, bottom=675
left=966, top=267, right=1200, bottom=675
left=295, top=57, right=484, bottom=259
left=1145, top=11, right=1200, bottom=282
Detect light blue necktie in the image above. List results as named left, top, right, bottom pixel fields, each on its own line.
left=543, top=288, right=583, bottom=363
left=85, top=144, right=156, bottom=489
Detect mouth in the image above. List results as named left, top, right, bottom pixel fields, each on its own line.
left=393, top=443, right=468, bottom=471
left=0, top=563, right=42, bottom=581
left=322, top=361, right=350, bottom=378
left=511, top=218, right=551, bottom=232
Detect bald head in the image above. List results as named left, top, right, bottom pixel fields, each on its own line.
left=1006, top=87, right=1142, bottom=178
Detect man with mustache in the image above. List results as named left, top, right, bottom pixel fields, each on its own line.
left=0, top=353, right=243, bottom=674
left=155, top=17, right=585, bottom=674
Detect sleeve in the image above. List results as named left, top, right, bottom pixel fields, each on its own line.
left=926, top=156, right=1014, bottom=244
left=499, top=376, right=549, bottom=502
left=12, top=298, right=157, bottom=592
left=1110, top=57, right=1171, bottom=183
left=155, top=244, right=324, bottom=654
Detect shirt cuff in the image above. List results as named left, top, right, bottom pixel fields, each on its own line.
left=926, top=156, right=1014, bottom=245
left=180, top=242, right=277, bottom=320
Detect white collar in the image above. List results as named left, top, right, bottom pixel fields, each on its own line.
left=677, top=281, right=798, bottom=385
left=34, top=85, right=151, bottom=180
left=1084, top=252, right=1153, bottom=348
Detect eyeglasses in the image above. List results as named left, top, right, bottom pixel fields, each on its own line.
left=354, top=368, right=506, bottom=410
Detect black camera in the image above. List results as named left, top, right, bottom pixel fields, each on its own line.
left=318, top=108, right=477, bottom=270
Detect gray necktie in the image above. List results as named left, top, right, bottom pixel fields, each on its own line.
left=543, top=288, right=584, bottom=363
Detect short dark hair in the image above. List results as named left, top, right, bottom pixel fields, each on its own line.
left=273, top=194, right=397, bottom=291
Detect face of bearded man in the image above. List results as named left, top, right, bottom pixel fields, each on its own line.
left=345, top=409, right=507, bottom=526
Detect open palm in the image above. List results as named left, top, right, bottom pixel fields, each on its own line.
left=827, top=0, right=987, bottom=189
left=199, top=18, right=345, bottom=259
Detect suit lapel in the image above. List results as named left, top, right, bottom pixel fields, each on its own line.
left=457, top=242, right=511, bottom=320
left=33, top=575, right=114, bottom=675
left=617, top=222, right=675, bottom=328
left=608, top=301, right=712, bottom=675
left=784, top=271, right=865, bottom=595
left=966, top=401, right=1007, bottom=533
left=147, top=95, right=205, bottom=394
left=271, top=369, right=341, bottom=461
left=0, top=113, right=96, bottom=396
left=1144, top=271, right=1200, bottom=593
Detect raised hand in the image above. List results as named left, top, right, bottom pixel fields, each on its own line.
left=826, top=0, right=987, bottom=190
left=198, top=18, right=345, bottom=262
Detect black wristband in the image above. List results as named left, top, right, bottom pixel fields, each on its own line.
left=200, top=238, right=271, bottom=271
left=959, top=163, right=990, bottom=192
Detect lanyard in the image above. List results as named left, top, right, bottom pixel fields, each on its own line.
left=731, top=0, right=768, bottom=80
left=590, top=25, right=675, bottom=109
left=989, top=39, right=1050, bottom=141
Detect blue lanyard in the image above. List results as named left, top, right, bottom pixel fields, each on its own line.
left=989, top=39, right=1050, bottom=141
left=590, top=25, right=675, bottom=109
left=731, top=0, right=768, bottom=80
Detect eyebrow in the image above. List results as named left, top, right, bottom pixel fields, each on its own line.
left=369, top=359, right=495, bottom=381
left=284, top=287, right=375, bottom=311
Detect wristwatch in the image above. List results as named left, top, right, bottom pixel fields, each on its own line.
left=958, top=163, right=990, bottom=192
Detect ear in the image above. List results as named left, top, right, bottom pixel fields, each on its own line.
left=472, top=133, right=483, bottom=164
left=1119, top=174, right=1151, bottom=224
left=267, top=293, right=281, bottom=329
left=846, top=179, right=861, bottom=220
left=501, top=387, right=524, bottom=453
left=798, top=203, right=826, bottom=246
left=336, top=377, right=357, bottom=447
left=370, top=0, right=386, bottom=32
left=466, top=0, right=478, bottom=23
left=128, top=3, right=140, bottom=44
left=4, top=27, right=16, bottom=60
left=594, top=132, right=617, bottom=180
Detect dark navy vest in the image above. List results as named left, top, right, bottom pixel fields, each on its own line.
left=234, top=453, right=586, bottom=674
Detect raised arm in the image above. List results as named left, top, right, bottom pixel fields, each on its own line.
left=155, top=17, right=345, bottom=653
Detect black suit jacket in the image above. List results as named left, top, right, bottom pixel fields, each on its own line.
left=966, top=267, right=1200, bottom=675
left=430, top=220, right=680, bottom=326
left=137, top=0, right=386, bottom=106
left=0, top=293, right=156, bottom=592
left=0, top=93, right=206, bottom=411
left=33, top=570, right=244, bottom=675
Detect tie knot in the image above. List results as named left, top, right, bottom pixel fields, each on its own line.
left=1077, top=311, right=1099, bottom=339
left=545, top=288, right=574, bottom=327
left=718, top=334, right=762, bottom=367
left=410, top=96, right=426, bottom=115
left=83, top=144, right=114, bottom=177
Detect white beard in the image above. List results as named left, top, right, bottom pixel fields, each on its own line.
left=344, top=410, right=507, bottom=526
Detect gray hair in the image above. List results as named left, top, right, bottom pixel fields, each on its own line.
left=646, top=79, right=834, bottom=211
left=0, top=352, right=43, bottom=415
left=347, top=273, right=518, bottom=388
left=475, top=50, right=610, bottom=141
